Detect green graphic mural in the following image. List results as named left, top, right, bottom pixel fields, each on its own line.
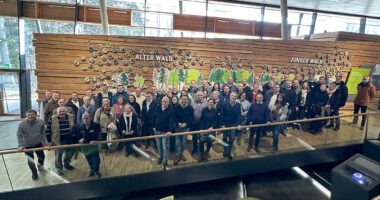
left=209, top=68, right=254, bottom=84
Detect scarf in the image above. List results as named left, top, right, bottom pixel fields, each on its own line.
left=123, top=112, right=133, bottom=133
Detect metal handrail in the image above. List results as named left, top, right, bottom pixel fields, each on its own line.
left=1, top=111, right=379, bottom=155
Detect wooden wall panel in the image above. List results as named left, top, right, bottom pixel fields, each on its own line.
left=35, top=34, right=380, bottom=100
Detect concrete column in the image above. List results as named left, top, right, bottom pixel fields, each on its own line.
left=359, top=17, right=366, bottom=34
left=280, top=0, right=289, bottom=40
left=99, top=0, right=109, bottom=35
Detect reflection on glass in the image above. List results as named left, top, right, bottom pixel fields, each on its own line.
left=365, top=18, right=380, bottom=35
left=0, top=72, right=20, bottom=114
left=314, top=13, right=360, bottom=33
left=207, top=1, right=261, bottom=21
left=0, top=17, right=19, bottom=69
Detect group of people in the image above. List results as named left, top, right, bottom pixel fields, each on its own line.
left=17, top=71, right=376, bottom=180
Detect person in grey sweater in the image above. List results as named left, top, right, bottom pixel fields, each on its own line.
left=190, top=91, right=207, bottom=154
left=17, top=109, right=47, bottom=180
left=236, top=92, right=250, bottom=145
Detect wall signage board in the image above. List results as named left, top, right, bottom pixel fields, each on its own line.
left=346, top=68, right=371, bottom=95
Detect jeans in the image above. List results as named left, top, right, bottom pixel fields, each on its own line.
left=354, top=104, right=368, bottom=127
left=329, top=108, right=340, bottom=127
left=248, top=127, right=263, bottom=148
left=25, top=143, right=45, bottom=173
left=154, top=130, right=169, bottom=164
left=175, top=127, right=189, bottom=155
left=199, top=132, right=214, bottom=153
left=223, top=130, right=236, bottom=157
left=121, top=134, right=135, bottom=155
left=272, top=125, right=286, bottom=148
left=191, top=121, right=201, bottom=152
left=55, top=139, right=74, bottom=170
left=99, top=132, right=109, bottom=150
left=84, top=149, right=100, bottom=173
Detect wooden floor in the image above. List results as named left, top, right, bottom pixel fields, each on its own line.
left=0, top=113, right=378, bottom=193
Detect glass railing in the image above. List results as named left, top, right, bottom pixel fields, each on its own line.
left=0, top=111, right=379, bottom=193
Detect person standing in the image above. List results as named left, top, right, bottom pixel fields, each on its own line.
left=199, top=99, right=218, bottom=162
left=77, top=96, right=96, bottom=123
left=96, top=85, right=112, bottom=109
left=325, top=83, right=341, bottom=131
left=351, top=76, right=376, bottom=130
left=141, top=92, right=159, bottom=149
left=309, top=84, right=329, bottom=134
left=268, top=94, right=288, bottom=154
left=72, top=113, right=101, bottom=178
left=222, top=76, right=238, bottom=93
left=246, top=93, right=268, bottom=153
left=112, top=85, right=129, bottom=105
left=86, top=90, right=98, bottom=107
left=220, top=92, right=241, bottom=160
left=65, top=92, right=83, bottom=123
left=44, top=91, right=60, bottom=124
left=46, top=107, right=75, bottom=175
left=40, top=90, right=52, bottom=121
left=190, top=91, right=207, bottom=155
left=132, top=87, right=146, bottom=109
left=236, top=92, right=250, bottom=145
left=94, top=99, right=115, bottom=152
left=333, top=73, right=348, bottom=131
left=17, top=110, right=47, bottom=180
left=153, top=96, right=174, bottom=169
left=173, top=95, right=194, bottom=165
left=116, top=105, right=138, bottom=157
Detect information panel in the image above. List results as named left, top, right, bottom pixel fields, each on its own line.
left=347, top=68, right=371, bottom=95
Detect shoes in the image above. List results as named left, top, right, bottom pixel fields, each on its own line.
left=173, top=155, right=180, bottom=165
left=359, top=126, right=365, bottom=130
left=198, top=153, right=204, bottom=163
left=180, top=153, right=186, bottom=161
left=56, top=169, right=64, bottom=176
left=144, top=145, right=150, bottom=150
left=162, top=163, right=168, bottom=171
left=325, top=124, right=334, bottom=129
left=64, top=164, right=75, bottom=171
left=32, top=172, right=38, bottom=180
left=95, top=172, right=101, bottom=178
left=191, top=150, right=198, bottom=155
left=227, top=156, right=233, bottom=161
left=271, top=146, right=278, bottom=154
left=125, top=152, right=130, bottom=157
left=157, top=158, right=162, bottom=165
left=255, top=147, right=261, bottom=153
left=37, top=165, right=45, bottom=171
left=88, top=171, right=95, bottom=177
left=333, top=127, right=340, bottom=131
left=247, top=146, right=252, bottom=152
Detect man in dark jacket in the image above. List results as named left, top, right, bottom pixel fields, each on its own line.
left=220, top=92, right=241, bottom=160
left=141, top=92, right=158, bottom=149
left=309, top=84, right=329, bottom=133
left=281, top=80, right=297, bottom=127
left=112, top=85, right=129, bottom=105
left=72, top=113, right=101, bottom=178
left=332, top=73, right=348, bottom=131
left=153, top=96, right=174, bottom=169
left=96, top=85, right=113, bottom=109
left=246, top=93, right=268, bottom=153
left=173, top=95, right=194, bottom=165
left=65, top=92, right=83, bottom=123
left=325, top=83, right=341, bottom=130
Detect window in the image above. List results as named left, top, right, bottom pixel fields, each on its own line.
left=207, top=1, right=262, bottom=21
left=264, top=8, right=281, bottom=23
left=172, top=30, right=205, bottom=38
left=182, top=0, right=207, bottom=16
left=76, top=23, right=103, bottom=35
left=206, top=32, right=259, bottom=39
left=365, top=18, right=380, bottom=35
left=145, top=12, right=173, bottom=29
left=314, top=13, right=360, bottom=33
left=146, top=0, right=180, bottom=13
left=0, top=17, right=19, bottom=69
left=0, top=72, right=20, bottom=114
left=81, top=0, right=145, bottom=10
left=145, top=28, right=174, bottom=37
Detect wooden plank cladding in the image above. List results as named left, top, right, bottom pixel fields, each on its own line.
left=311, top=31, right=380, bottom=42
left=35, top=34, right=380, bottom=101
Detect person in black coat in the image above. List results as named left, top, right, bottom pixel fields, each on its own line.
left=72, top=113, right=101, bottom=178
left=141, top=92, right=158, bottom=149
left=173, top=95, right=194, bottom=165
left=199, top=99, right=218, bottom=162
left=281, top=80, right=297, bottom=127
left=333, top=73, right=348, bottom=130
left=296, top=82, right=311, bottom=130
left=325, top=83, right=341, bottom=131
left=220, top=92, right=241, bottom=161
left=152, top=96, right=174, bottom=168
left=96, top=85, right=113, bottom=109
left=309, top=84, right=329, bottom=133
left=65, top=92, right=83, bottom=123
left=246, top=93, right=268, bottom=153
left=116, top=105, right=138, bottom=157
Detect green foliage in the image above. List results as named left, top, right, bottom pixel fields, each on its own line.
left=276, top=73, right=284, bottom=83
left=185, top=69, right=201, bottom=85
left=167, top=69, right=180, bottom=87
left=288, top=74, right=295, bottom=81
left=196, top=74, right=204, bottom=86
left=260, top=73, right=271, bottom=84
left=133, top=74, right=145, bottom=88
left=208, top=68, right=254, bottom=84
left=118, top=72, right=129, bottom=87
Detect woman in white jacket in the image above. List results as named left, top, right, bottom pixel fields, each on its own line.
left=268, top=93, right=288, bottom=154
